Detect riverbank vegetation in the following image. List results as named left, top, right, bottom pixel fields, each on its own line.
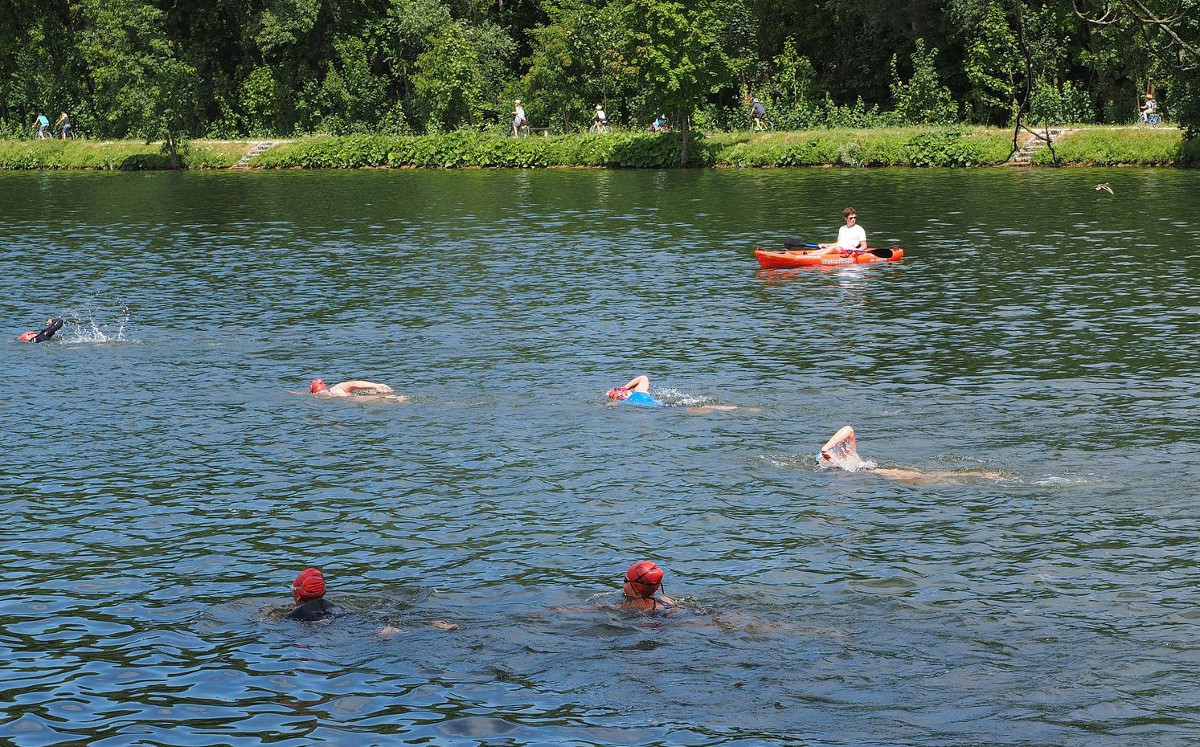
left=1, top=127, right=1194, bottom=170
left=2, top=0, right=1199, bottom=163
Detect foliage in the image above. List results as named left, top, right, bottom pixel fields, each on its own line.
left=889, top=39, right=958, bottom=126
left=0, top=139, right=240, bottom=169
left=621, top=0, right=734, bottom=162
left=0, top=0, right=1198, bottom=140
left=1029, top=80, right=1094, bottom=126
left=1030, top=127, right=1185, bottom=165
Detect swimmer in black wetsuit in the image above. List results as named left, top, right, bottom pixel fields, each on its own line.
left=286, top=567, right=342, bottom=621
left=618, top=560, right=678, bottom=612
left=18, top=318, right=63, bottom=343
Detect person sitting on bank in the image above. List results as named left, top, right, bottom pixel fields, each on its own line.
left=650, top=113, right=669, bottom=133
left=618, top=561, right=678, bottom=612
left=287, top=568, right=343, bottom=621
left=18, top=317, right=63, bottom=343
left=309, top=378, right=407, bottom=400
left=818, top=425, right=1002, bottom=483
left=816, top=207, right=866, bottom=256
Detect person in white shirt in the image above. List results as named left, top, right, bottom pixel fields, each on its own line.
left=512, top=99, right=527, bottom=136
left=818, top=207, right=866, bottom=254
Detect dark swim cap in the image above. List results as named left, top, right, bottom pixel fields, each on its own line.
left=293, top=568, right=326, bottom=602
left=625, top=561, right=664, bottom=598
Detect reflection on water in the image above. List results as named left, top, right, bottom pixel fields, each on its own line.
left=2, top=168, right=1200, bottom=746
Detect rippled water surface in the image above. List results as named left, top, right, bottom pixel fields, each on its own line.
left=3, top=167, right=1200, bottom=746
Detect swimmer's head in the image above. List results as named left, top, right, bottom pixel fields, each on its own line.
left=624, top=560, right=664, bottom=598
left=293, top=567, right=326, bottom=603
left=310, top=379, right=328, bottom=394
left=606, top=387, right=631, bottom=400
left=18, top=331, right=36, bottom=342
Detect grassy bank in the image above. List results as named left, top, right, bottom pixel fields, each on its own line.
left=254, top=127, right=1018, bottom=169
left=1031, top=127, right=1198, bottom=165
left=0, top=127, right=1193, bottom=169
left=0, top=139, right=243, bottom=169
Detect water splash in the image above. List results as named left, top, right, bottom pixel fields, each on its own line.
left=59, top=301, right=131, bottom=343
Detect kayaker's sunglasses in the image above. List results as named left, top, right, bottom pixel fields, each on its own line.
left=846, top=215, right=856, bottom=221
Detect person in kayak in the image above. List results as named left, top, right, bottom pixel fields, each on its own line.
left=287, top=568, right=343, bottom=621
left=18, top=317, right=64, bottom=343
left=309, top=378, right=408, bottom=400
left=817, top=207, right=867, bottom=255
left=619, top=560, right=678, bottom=612
left=818, top=425, right=1002, bottom=483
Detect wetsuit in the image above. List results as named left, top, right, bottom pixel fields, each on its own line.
left=623, top=391, right=662, bottom=408
left=286, top=597, right=342, bottom=621
left=21, top=318, right=63, bottom=343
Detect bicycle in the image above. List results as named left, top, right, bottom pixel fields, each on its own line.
left=588, top=121, right=609, bottom=134
left=1140, top=112, right=1162, bottom=127
left=750, top=117, right=774, bottom=132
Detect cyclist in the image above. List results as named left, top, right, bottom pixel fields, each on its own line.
left=750, top=97, right=767, bottom=130
left=592, top=104, right=608, bottom=133
left=649, top=113, right=669, bottom=133
left=55, top=111, right=72, bottom=140
left=512, top=99, right=527, bottom=137
left=33, top=112, right=49, bottom=139
left=1139, top=94, right=1159, bottom=125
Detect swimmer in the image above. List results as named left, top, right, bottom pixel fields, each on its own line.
left=619, top=560, right=678, bottom=612
left=309, top=378, right=408, bottom=401
left=287, top=568, right=343, bottom=621
left=18, top=317, right=63, bottom=343
left=817, top=425, right=1002, bottom=483
left=606, top=375, right=739, bottom=412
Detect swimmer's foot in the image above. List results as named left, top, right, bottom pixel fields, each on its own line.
left=432, top=620, right=460, bottom=630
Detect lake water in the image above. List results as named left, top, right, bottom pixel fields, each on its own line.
left=2, top=167, right=1199, bottom=746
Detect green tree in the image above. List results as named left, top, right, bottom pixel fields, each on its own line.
left=78, top=0, right=198, bottom=164
left=889, top=38, right=958, bottom=125
left=623, top=0, right=734, bottom=164
left=522, top=0, right=633, bottom=130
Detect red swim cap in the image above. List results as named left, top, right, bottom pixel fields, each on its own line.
left=625, top=561, right=664, bottom=598
left=18, top=331, right=36, bottom=342
left=607, top=387, right=631, bottom=400
left=310, top=379, right=328, bottom=394
left=293, top=568, right=326, bottom=602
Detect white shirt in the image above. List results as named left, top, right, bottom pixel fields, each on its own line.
left=514, top=106, right=526, bottom=120
left=836, top=223, right=866, bottom=249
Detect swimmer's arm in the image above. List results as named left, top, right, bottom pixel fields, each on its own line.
left=819, top=425, right=856, bottom=456
left=622, top=375, right=650, bottom=393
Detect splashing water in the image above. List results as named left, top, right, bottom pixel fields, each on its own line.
left=59, top=302, right=131, bottom=343
left=821, top=439, right=875, bottom=472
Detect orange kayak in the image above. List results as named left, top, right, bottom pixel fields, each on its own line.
left=755, top=246, right=905, bottom=269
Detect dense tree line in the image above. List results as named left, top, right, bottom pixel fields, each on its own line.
left=2, top=0, right=1197, bottom=142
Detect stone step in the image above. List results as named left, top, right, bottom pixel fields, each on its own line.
left=234, top=141, right=278, bottom=168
